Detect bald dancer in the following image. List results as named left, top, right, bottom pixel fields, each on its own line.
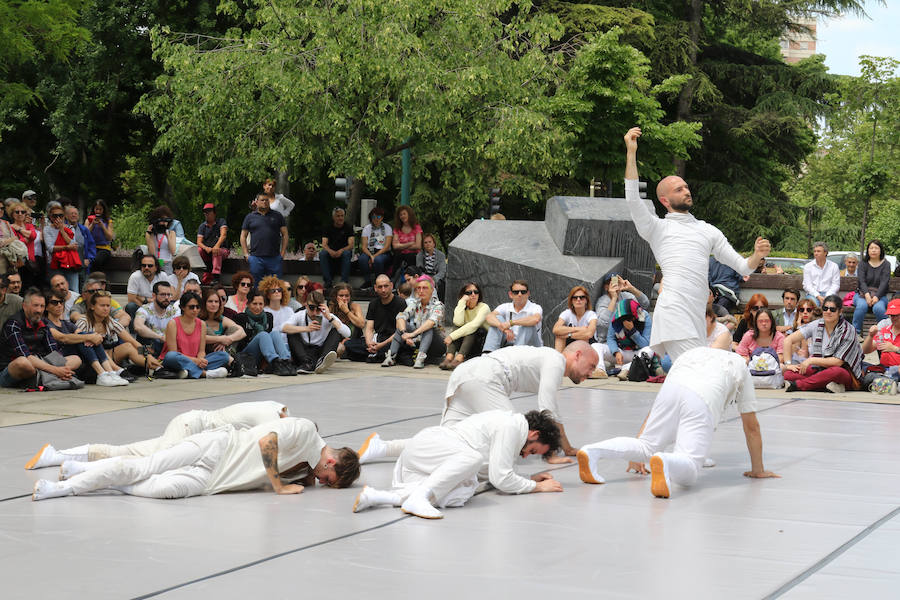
left=623, top=127, right=770, bottom=362
left=357, top=341, right=599, bottom=464
left=25, top=401, right=289, bottom=470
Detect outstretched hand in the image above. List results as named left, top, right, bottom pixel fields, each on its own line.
left=624, top=127, right=642, bottom=152
left=754, top=236, right=771, bottom=258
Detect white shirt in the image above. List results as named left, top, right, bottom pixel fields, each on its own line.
left=447, top=411, right=536, bottom=495
left=62, top=290, right=78, bottom=320
left=706, top=321, right=729, bottom=346
left=625, top=178, right=752, bottom=346
left=126, top=270, right=170, bottom=299
left=557, top=308, right=597, bottom=329
left=802, top=259, right=840, bottom=298
left=269, top=194, right=295, bottom=218
left=283, top=308, right=351, bottom=347
left=493, top=299, right=543, bottom=340
left=447, top=346, right=566, bottom=421
left=203, top=401, right=288, bottom=430
left=362, top=223, right=393, bottom=252
left=664, top=347, right=758, bottom=427
left=204, top=417, right=325, bottom=495
left=265, top=305, right=295, bottom=345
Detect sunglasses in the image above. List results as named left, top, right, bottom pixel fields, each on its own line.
left=13, top=210, right=27, bottom=215
left=822, top=305, right=839, bottom=313
left=749, top=305, right=764, bottom=311
left=463, top=290, right=478, bottom=296
left=572, top=295, right=587, bottom=300
left=184, top=304, right=200, bottom=310
left=307, top=304, right=320, bottom=312
left=269, top=288, right=282, bottom=293
left=174, top=265, right=189, bottom=271
left=239, top=281, right=252, bottom=287
left=48, top=298, right=64, bottom=305
left=798, top=307, right=814, bottom=312
left=296, top=284, right=307, bottom=290
left=510, top=289, right=529, bottom=295
left=50, top=213, right=64, bottom=219
left=141, top=263, right=155, bottom=269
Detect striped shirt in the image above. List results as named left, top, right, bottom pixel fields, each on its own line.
left=799, top=318, right=862, bottom=379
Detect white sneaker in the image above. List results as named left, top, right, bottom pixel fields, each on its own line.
left=24, top=443, right=62, bottom=470
left=32, top=479, right=70, bottom=501
left=576, top=449, right=606, bottom=484
left=825, top=381, right=846, bottom=394
left=111, top=373, right=130, bottom=386
left=314, top=351, right=337, bottom=374
left=352, top=486, right=401, bottom=513
left=96, top=371, right=116, bottom=387
left=205, top=367, right=228, bottom=379
left=400, top=491, right=443, bottom=519
left=381, top=352, right=395, bottom=367
left=357, top=433, right=387, bottom=465
left=413, top=353, right=427, bottom=369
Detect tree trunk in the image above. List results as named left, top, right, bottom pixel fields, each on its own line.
left=276, top=170, right=290, bottom=198
left=673, top=0, right=703, bottom=177
left=347, top=178, right=365, bottom=227
left=860, top=117, right=878, bottom=257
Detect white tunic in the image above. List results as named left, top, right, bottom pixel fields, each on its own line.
left=625, top=178, right=752, bottom=346
left=203, top=417, right=325, bottom=495
left=205, top=401, right=288, bottom=429
left=445, top=346, right=566, bottom=421
left=663, top=347, right=758, bottom=427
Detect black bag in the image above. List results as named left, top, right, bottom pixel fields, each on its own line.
left=236, top=352, right=258, bottom=377
left=627, top=354, right=654, bottom=382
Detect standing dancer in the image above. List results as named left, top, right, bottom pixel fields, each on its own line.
left=576, top=347, right=779, bottom=498
left=623, top=127, right=770, bottom=361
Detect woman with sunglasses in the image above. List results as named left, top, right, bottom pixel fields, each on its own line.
left=75, top=290, right=162, bottom=372
left=43, top=201, right=81, bottom=292
left=259, top=276, right=294, bottom=347
left=160, top=291, right=232, bottom=379
left=553, top=286, right=598, bottom=353
left=789, top=299, right=818, bottom=363
left=782, top=294, right=863, bottom=393
left=732, top=293, right=769, bottom=349
left=328, top=283, right=365, bottom=357
left=225, top=271, right=254, bottom=315
left=382, top=274, right=444, bottom=369
left=169, top=255, right=200, bottom=300
left=282, top=289, right=349, bottom=374
left=289, top=276, right=311, bottom=311
left=8, top=201, right=38, bottom=287
left=440, top=281, right=489, bottom=370
left=233, top=291, right=296, bottom=376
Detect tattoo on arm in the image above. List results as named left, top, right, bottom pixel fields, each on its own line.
left=261, top=438, right=278, bottom=472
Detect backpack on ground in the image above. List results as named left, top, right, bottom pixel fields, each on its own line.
left=748, top=346, right=783, bottom=389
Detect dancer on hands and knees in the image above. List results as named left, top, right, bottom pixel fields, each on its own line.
left=577, top=347, right=779, bottom=498
left=353, top=410, right=562, bottom=520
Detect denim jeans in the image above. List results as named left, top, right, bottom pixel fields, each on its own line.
left=482, top=315, right=543, bottom=352
left=319, top=249, right=351, bottom=285
left=243, top=332, right=291, bottom=363
left=162, top=350, right=230, bottom=378
left=357, top=252, right=391, bottom=286
left=852, top=294, right=887, bottom=334
left=389, top=322, right=435, bottom=357
left=247, top=255, right=283, bottom=283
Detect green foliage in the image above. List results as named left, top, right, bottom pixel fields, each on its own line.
left=109, top=197, right=152, bottom=251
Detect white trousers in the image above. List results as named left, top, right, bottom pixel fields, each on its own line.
left=392, top=426, right=482, bottom=508
left=651, top=337, right=702, bottom=365
left=581, top=382, right=714, bottom=487
left=65, top=430, right=227, bottom=499
left=441, top=379, right=513, bottom=427
left=88, top=410, right=213, bottom=460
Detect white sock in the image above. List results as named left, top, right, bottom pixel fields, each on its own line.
left=58, top=444, right=90, bottom=463
left=358, top=433, right=387, bottom=464
left=32, top=480, right=72, bottom=501
left=353, top=486, right=402, bottom=512
left=401, top=488, right=443, bottom=519
left=59, top=460, right=90, bottom=481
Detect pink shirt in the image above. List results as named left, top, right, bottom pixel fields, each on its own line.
left=736, top=330, right=785, bottom=359
left=394, top=224, right=422, bottom=254
left=160, top=317, right=202, bottom=358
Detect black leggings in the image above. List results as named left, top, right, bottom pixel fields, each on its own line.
left=287, top=328, right=343, bottom=368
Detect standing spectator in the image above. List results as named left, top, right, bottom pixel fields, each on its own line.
left=65, top=203, right=95, bottom=290
left=345, top=274, right=406, bottom=363
left=259, top=276, right=293, bottom=347
left=440, top=281, right=489, bottom=370
left=358, top=207, right=392, bottom=289
left=48, top=274, right=78, bottom=320
left=199, top=288, right=246, bottom=358
left=0, top=274, right=23, bottom=330
left=852, top=239, right=890, bottom=336
left=169, top=255, right=200, bottom=300
left=594, top=273, right=650, bottom=346
left=8, top=201, right=38, bottom=287
left=482, top=280, right=543, bottom=352
left=802, top=241, right=840, bottom=306
left=76, top=290, right=161, bottom=372
left=159, top=291, right=231, bottom=379
left=552, top=285, right=598, bottom=352
left=783, top=294, right=862, bottom=393
left=43, top=202, right=81, bottom=292
left=299, top=242, right=319, bottom=261
left=842, top=253, right=859, bottom=277
left=197, top=203, right=228, bottom=285
left=282, top=289, right=348, bottom=374
left=133, top=281, right=180, bottom=356
left=225, top=271, right=254, bottom=315
left=85, top=199, right=113, bottom=273
left=240, top=193, right=288, bottom=283
left=144, top=206, right=177, bottom=275
left=261, top=178, right=295, bottom=218
left=0, top=214, right=24, bottom=275
left=773, top=289, right=800, bottom=334
left=318, top=207, right=355, bottom=288
left=233, top=291, right=296, bottom=376
left=735, top=308, right=785, bottom=364
left=289, top=275, right=310, bottom=311
left=732, top=293, right=769, bottom=346
left=126, top=255, right=169, bottom=322
left=329, top=283, right=366, bottom=357
left=0, top=288, right=82, bottom=388
left=381, top=275, right=445, bottom=369
left=391, top=205, right=422, bottom=280
left=416, top=233, right=446, bottom=299
left=7, top=272, right=22, bottom=296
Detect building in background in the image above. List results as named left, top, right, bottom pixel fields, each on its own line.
left=781, top=18, right=817, bottom=63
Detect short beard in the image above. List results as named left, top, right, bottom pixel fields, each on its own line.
left=669, top=198, right=692, bottom=212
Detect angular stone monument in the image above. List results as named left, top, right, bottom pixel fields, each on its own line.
left=446, top=195, right=656, bottom=346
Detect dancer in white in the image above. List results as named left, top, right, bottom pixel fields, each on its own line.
left=623, top=127, right=770, bottom=361
left=357, top=341, right=598, bottom=463
left=353, top=410, right=563, bottom=519
left=25, top=401, right=289, bottom=470
left=576, top=347, right=779, bottom=498
left=31, top=417, right=361, bottom=500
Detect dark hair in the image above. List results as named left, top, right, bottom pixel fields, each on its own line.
left=393, top=205, right=419, bottom=230
left=781, top=288, right=799, bottom=300
left=179, top=291, right=202, bottom=310
left=457, top=281, right=482, bottom=300
left=147, top=205, right=174, bottom=223
left=231, top=270, right=254, bottom=292
left=368, top=206, right=385, bottom=220
left=332, top=447, right=361, bottom=489
left=510, top=279, right=529, bottom=292
left=866, top=239, right=885, bottom=261
left=199, top=287, right=223, bottom=321
left=524, top=410, right=561, bottom=455
left=328, top=283, right=354, bottom=317
left=248, top=291, right=265, bottom=304
left=93, top=199, right=110, bottom=220
left=705, top=305, right=716, bottom=320
left=152, top=280, right=172, bottom=295
left=87, top=271, right=107, bottom=284
left=307, top=289, right=326, bottom=306
left=822, top=294, right=843, bottom=312
left=751, top=308, right=776, bottom=340
left=397, top=282, right=412, bottom=297
left=171, top=255, right=191, bottom=271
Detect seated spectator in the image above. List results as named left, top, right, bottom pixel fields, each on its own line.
left=391, top=205, right=422, bottom=280
left=225, top=271, right=254, bottom=315
left=861, top=299, right=900, bottom=391
left=852, top=239, right=890, bottom=336
left=8, top=201, right=38, bottom=287
left=416, top=233, right=446, bottom=299
left=396, top=281, right=413, bottom=301
left=440, top=281, right=489, bottom=370
left=282, top=289, right=349, bottom=374
left=70, top=272, right=130, bottom=327
left=395, top=264, right=423, bottom=290
left=552, top=285, right=598, bottom=353
left=44, top=201, right=82, bottom=292
left=196, top=203, right=228, bottom=285
left=289, top=275, right=310, bottom=311
left=736, top=308, right=785, bottom=363
left=159, top=291, right=231, bottom=379
left=707, top=288, right=729, bottom=319
left=842, top=253, right=859, bottom=277
left=0, top=288, right=82, bottom=388
left=790, top=299, right=819, bottom=363
left=169, top=255, right=200, bottom=300
left=598, top=298, right=653, bottom=378
left=48, top=274, right=78, bottom=321
left=199, top=288, right=246, bottom=358
left=382, top=275, right=445, bottom=369
left=133, top=281, right=179, bottom=356
left=329, top=283, right=365, bottom=357
left=182, top=279, right=202, bottom=298
left=0, top=274, right=23, bottom=330
left=45, top=290, right=128, bottom=386
left=359, top=207, right=392, bottom=289
left=773, top=289, right=800, bottom=334
left=126, top=254, right=170, bottom=322
left=85, top=199, right=113, bottom=273
left=595, top=273, right=650, bottom=345
left=802, top=241, right=840, bottom=306
left=259, top=275, right=294, bottom=347
left=318, top=207, right=354, bottom=288
left=733, top=293, right=769, bottom=348
left=345, top=274, right=406, bottom=363
left=76, top=290, right=162, bottom=372
left=299, top=242, right=319, bottom=262
left=783, top=294, right=862, bottom=393
left=708, top=256, right=742, bottom=313
left=261, top=177, right=295, bottom=218
left=482, top=280, right=543, bottom=352
left=706, top=305, right=732, bottom=350
left=7, top=271, right=22, bottom=296
left=144, top=206, right=178, bottom=274
left=233, top=291, right=296, bottom=376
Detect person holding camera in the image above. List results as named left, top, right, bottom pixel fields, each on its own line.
left=85, top=200, right=114, bottom=273
left=281, top=289, right=349, bottom=374
left=43, top=201, right=81, bottom=292
left=145, top=206, right=177, bottom=275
